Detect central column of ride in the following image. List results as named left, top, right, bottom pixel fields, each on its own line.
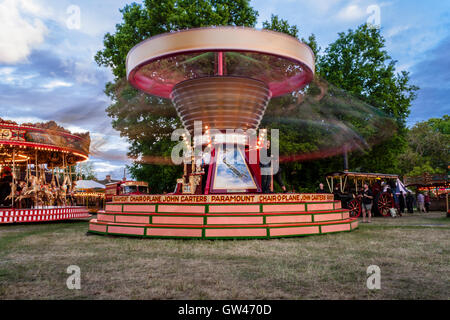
left=171, top=76, right=271, bottom=193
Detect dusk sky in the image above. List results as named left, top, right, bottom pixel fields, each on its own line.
left=0, top=0, right=449, bottom=179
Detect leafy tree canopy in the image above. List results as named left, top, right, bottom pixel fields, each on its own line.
left=319, top=24, right=418, bottom=127
left=95, top=0, right=258, bottom=79
left=74, top=162, right=97, bottom=180
left=399, top=115, right=449, bottom=176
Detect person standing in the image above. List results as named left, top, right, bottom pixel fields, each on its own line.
left=417, top=192, right=425, bottom=213
left=273, top=168, right=287, bottom=193
left=333, top=185, right=341, bottom=201
left=359, top=183, right=374, bottom=223
left=406, top=192, right=414, bottom=213
left=0, top=167, right=13, bottom=207
left=316, top=183, right=327, bottom=193
left=259, top=140, right=286, bottom=193
left=260, top=140, right=271, bottom=193
left=399, top=191, right=406, bottom=214
left=424, top=192, right=431, bottom=213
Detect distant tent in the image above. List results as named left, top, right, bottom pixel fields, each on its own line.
left=74, top=180, right=106, bottom=190
left=394, top=178, right=412, bottom=194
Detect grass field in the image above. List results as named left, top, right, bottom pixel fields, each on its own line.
left=0, top=212, right=449, bottom=299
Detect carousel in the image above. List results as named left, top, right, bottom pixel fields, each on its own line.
left=89, top=27, right=359, bottom=239
left=73, top=180, right=106, bottom=213
left=0, top=118, right=91, bottom=223
left=404, top=173, right=449, bottom=212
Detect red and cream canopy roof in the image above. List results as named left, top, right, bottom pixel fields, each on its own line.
left=127, top=26, right=315, bottom=99
left=0, top=118, right=90, bottom=166
left=126, top=27, right=315, bottom=134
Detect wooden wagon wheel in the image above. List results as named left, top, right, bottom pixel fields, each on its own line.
left=378, top=192, right=394, bottom=217
left=347, top=198, right=361, bottom=218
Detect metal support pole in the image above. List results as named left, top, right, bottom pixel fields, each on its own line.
left=343, top=148, right=349, bottom=172
left=12, top=149, right=15, bottom=208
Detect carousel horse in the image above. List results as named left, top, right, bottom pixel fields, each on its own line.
left=56, top=174, right=72, bottom=207
left=38, top=184, right=54, bottom=207
left=24, top=176, right=40, bottom=208
left=5, top=182, right=17, bottom=205
left=17, top=183, right=32, bottom=208
left=57, top=182, right=69, bottom=206
left=54, top=187, right=66, bottom=206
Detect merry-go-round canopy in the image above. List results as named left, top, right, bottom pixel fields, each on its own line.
left=325, top=171, right=399, bottom=180
left=0, top=118, right=90, bottom=167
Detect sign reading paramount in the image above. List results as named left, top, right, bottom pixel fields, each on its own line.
left=112, top=193, right=334, bottom=204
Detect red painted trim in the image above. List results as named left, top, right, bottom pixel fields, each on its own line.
left=204, top=147, right=215, bottom=194
left=90, top=217, right=357, bottom=229
left=111, top=209, right=348, bottom=217
left=128, top=47, right=314, bottom=99
left=217, top=51, right=223, bottom=76
left=0, top=140, right=88, bottom=158
left=110, top=199, right=339, bottom=205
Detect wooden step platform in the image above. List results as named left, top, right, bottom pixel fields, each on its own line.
left=88, top=193, right=358, bottom=239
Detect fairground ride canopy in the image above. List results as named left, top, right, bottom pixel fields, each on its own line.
left=126, top=27, right=315, bottom=134
left=127, top=26, right=315, bottom=99
left=404, top=173, right=449, bottom=188
left=0, top=118, right=90, bottom=167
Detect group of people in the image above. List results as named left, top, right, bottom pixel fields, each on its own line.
left=414, top=192, right=432, bottom=213
left=395, top=190, right=431, bottom=214
left=315, top=179, right=434, bottom=222
left=317, top=181, right=376, bottom=222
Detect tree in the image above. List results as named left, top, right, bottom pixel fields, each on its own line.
left=262, top=14, right=298, bottom=38
left=74, top=162, right=97, bottom=180
left=262, top=14, right=320, bottom=59
left=399, top=115, right=449, bottom=175
left=260, top=20, right=407, bottom=190
left=319, top=24, right=418, bottom=127
left=95, top=0, right=259, bottom=192
left=316, top=24, right=419, bottom=175
left=95, top=0, right=258, bottom=79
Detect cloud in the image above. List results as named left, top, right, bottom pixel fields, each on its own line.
left=386, top=25, right=411, bottom=38
left=408, top=35, right=450, bottom=125
left=88, top=158, right=131, bottom=180
left=0, top=0, right=48, bottom=64
left=0, top=67, right=38, bottom=87
left=411, top=35, right=450, bottom=85
left=41, top=79, right=73, bottom=90
left=336, top=4, right=365, bottom=21
left=0, top=45, right=130, bottom=170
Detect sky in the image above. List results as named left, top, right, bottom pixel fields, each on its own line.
left=0, top=0, right=449, bottom=179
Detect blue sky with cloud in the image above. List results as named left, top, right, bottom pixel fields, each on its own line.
left=0, top=0, right=448, bottom=179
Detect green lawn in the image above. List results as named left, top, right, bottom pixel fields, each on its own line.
left=0, top=212, right=449, bottom=299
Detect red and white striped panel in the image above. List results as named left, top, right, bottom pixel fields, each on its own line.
left=0, top=207, right=90, bottom=224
